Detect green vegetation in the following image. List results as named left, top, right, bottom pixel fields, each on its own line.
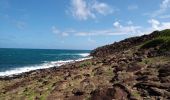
left=158, top=29, right=170, bottom=37
left=79, top=61, right=92, bottom=68
left=141, top=29, right=170, bottom=51
left=104, top=68, right=114, bottom=77
left=132, top=92, right=141, bottom=98
left=141, top=37, right=167, bottom=49
left=138, top=56, right=170, bottom=65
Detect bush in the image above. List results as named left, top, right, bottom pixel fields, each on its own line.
left=141, top=36, right=170, bottom=51
left=159, top=29, right=170, bottom=37
left=79, top=62, right=92, bottom=68
left=141, top=38, right=165, bottom=49
left=141, top=29, right=170, bottom=50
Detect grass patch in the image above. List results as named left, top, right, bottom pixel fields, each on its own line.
left=141, top=38, right=165, bottom=49
left=104, top=67, right=114, bottom=77
left=23, top=88, right=35, bottom=100
left=138, top=56, right=170, bottom=65
left=79, top=61, right=92, bottom=68
left=132, top=92, right=141, bottom=98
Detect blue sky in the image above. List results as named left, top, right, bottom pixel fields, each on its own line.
left=0, top=0, right=170, bottom=50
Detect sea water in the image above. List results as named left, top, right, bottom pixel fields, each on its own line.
left=0, top=48, right=91, bottom=76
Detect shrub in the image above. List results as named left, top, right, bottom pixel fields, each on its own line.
left=79, top=62, right=92, bottom=68
left=141, top=38, right=165, bottom=49
left=159, top=29, right=170, bottom=37
left=141, top=29, right=170, bottom=50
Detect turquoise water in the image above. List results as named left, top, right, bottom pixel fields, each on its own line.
left=0, top=48, right=91, bottom=76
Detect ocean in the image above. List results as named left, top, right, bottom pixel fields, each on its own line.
left=0, top=48, right=91, bottom=76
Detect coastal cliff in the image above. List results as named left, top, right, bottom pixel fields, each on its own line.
left=0, top=29, right=170, bottom=100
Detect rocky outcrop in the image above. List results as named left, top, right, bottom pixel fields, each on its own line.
left=91, top=31, right=161, bottom=57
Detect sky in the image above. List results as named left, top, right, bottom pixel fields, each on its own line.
left=0, top=0, right=170, bottom=50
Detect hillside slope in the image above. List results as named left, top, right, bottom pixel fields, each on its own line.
left=0, top=29, right=170, bottom=100
left=91, top=29, right=170, bottom=57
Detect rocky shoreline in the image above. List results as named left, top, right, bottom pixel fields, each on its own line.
left=0, top=57, right=93, bottom=80
left=0, top=29, right=170, bottom=100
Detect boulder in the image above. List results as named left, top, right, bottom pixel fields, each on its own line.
left=80, top=78, right=95, bottom=93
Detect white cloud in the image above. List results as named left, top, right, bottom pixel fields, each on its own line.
left=128, top=5, right=138, bottom=10
left=70, top=0, right=95, bottom=20
left=92, top=1, right=113, bottom=15
left=148, top=19, right=160, bottom=30
left=76, top=32, right=89, bottom=36
left=72, top=20, right=170, bottom=36
left=161, top=0, right=170, bottom=9
left=141, top=19, right=170, bottom=34
left=112, top=21, right=141, bottom=35
left=69, top=0, right=113, bottom=20
left=113, top=21, right=122, bottom=28
left=74, top=21, right=141, bottom=36
left=148, top=19, right=170, bottom=31
left=51, top=19, right=170, bottom=38
left=52, top=26, right=60, bottom=34
left=152, top=0, right=170, bottom=17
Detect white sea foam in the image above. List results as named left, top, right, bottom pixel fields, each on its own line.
left=57, top=53, right=90, bottom=57
left=78, top=53, right=90, bottom=57
left=0, top=57, right=92, bottom=76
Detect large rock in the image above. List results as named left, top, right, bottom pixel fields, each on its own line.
left=80, top=78, right=95, bottom=94
left=91, top=83, right=133, bottom=100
